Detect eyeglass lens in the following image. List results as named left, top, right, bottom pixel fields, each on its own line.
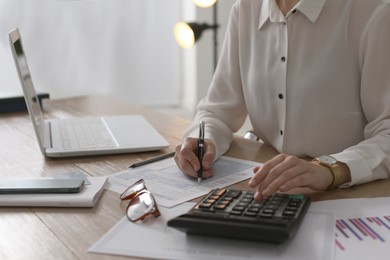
left=126, top=191, right=160, bottom=221
left=120, top=179, right=145, bottom=200
left=120, top=179, right=161, bottom=222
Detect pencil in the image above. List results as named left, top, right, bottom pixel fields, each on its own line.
left=128, top=152, right=175, bottom=168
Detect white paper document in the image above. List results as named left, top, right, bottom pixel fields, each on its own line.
left=108, top=156, right=262, bottom=208
left=311, top=197, right=390, bottom=260
left=89, top=203, right=335, bottom=260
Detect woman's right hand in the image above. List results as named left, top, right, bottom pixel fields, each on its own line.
left=174, top=137, right=216, bottom=179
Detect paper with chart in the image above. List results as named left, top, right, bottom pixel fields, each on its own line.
left=310, top=197, right=390, bottom=260
left=107, top=156, right=262, bottom=208
left=89, top=203, right=335, bottom=260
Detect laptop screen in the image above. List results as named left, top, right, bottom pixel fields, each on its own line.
left=9, top=28, right=45, bottom=152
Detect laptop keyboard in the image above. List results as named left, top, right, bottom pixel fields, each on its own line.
left=60, top=118, right=118, bottom=150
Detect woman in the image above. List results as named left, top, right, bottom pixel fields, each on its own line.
left=174, top=0, right=390, bottom=200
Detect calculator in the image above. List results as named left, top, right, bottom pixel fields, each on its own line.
left=167, top=188, right=310, bottom=244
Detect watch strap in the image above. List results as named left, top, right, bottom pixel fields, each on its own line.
left=313, top=157, right=343, bottom=190
left=327, top=162, right=342, bottom=190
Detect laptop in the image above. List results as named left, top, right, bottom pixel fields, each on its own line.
left=8, top=28, right=169, bottom=158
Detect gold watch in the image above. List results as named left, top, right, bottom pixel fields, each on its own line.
left=313, top=155, right=342, bottom=190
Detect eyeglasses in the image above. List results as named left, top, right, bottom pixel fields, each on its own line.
left=120, top=179, right=161, bottom=222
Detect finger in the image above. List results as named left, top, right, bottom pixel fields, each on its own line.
left=176, top=156, right=198, bottom=178
left=254, top=155, right=301, bottom=198
left=260, top=156, right=309, bottom=196
left=262, top=164, right=306, bottom=197
left=175, top=139, right=201, bottom=178
left=182, top=167, right=215, bottom=179
left=253, top=182, right=267, bottom=201
left=201, top=141, right=216, bottom=169
left=175, top=138, right=216, bottom=180
left=279, top=162, right=333, bottom=191
left=249, top=154, right=287, bottom=187
left=200, top=168, right=215, bottom=179
left=252, top=166, right=261, bottom=173
left=181, top=156, right=200, bottom=178
left=198, top=141, right=216, bottom=180
left=278, top=174, right=310, bottom=192
left=260, top=156, right=300, bottom=188
left=248, top=166, right=266, bottom=188
left=181, top=138, right=201, bottom=168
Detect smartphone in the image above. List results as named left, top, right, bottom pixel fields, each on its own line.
left=0, top=178, right=85, bottom=194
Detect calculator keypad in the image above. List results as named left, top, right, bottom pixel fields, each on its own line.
left=167, top=188, right=311, bottom=243
left=195, top=188, right=305, bottom=222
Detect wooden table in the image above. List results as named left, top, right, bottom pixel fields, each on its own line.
left=1, top=95, right=389, bottom=259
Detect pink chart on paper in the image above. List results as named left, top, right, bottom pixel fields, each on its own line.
left=335, top=216, right=390, bottom=251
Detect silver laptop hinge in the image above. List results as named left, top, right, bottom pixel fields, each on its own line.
left=43, top=121, right=53, bottom=149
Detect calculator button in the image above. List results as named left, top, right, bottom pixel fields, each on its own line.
left=247, top=207, right=261, bottom=213
left=270, top=196, right=283, bottom=201
left=282, top=210, right=296, bottom=217
left=243, top=194, right=254, bottom=200
left=288, top=199, right=302, bottom=205
left=214, top=202, right=231, bottom=209
left=203, top=199, right=216, bottom=204
left=230, top=210, right=243, bottom=216
left=285, top=206, right=298, bottom=211
left=212, top=189, right=226, bottom=196
left=225, top=190, right=242, bottom=198
left=289, top=198, right=303, bottom=203
left=218, top=200, right=231, bottom=205
left=250, top=201, right=264, bottom=206
left=199, top=202, right=213, bottom=208
left=244, top=211, right=257, bottom=217
left=267, top=200, right=281, bottom=206
left=233, top=206, right=245, bottom=212
left=260, top=212, right=274, bottom=218
left=214, top=204, right=228, bottom=210
left=237, top=202, right=250, bottom=207
left=263, top=208, right=275, bottom=214
left=287, top=202, right=300, bottom=208
left=251, top=202, right=265, bottom=207
left=240, top=198, right=253, bottom=204
left=198, top=208, right=215, bottom=213
left=264, top=204, right=279, bottom=210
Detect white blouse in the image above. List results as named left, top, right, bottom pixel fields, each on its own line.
left=183, top=0, right=390, bottom=187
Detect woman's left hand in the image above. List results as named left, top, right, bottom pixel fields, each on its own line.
left=248, top=154, right=333, bottom=200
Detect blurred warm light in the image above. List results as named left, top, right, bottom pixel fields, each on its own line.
left=192, top=0, right=217, bottom=8
left=174, top=22, right=195, bottom=49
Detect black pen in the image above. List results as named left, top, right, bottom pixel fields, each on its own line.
left=128, top=152, right=175, bottom=168
left=197, top=121, right=205, bottom=184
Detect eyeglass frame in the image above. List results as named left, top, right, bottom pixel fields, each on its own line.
left=120, top=179, right=161, bottom=222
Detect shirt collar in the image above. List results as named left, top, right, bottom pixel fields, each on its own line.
left=258, top=0, right=327, bottom=30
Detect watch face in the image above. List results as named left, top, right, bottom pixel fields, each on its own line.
left=319, top=155, right=337, bottom=165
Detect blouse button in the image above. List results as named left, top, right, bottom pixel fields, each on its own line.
left=281, top=57, right=286, bottom=62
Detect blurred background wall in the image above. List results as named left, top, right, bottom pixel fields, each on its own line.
left=0, top=0, right=237, bottom=119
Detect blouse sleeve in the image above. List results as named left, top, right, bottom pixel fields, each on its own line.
left=333, top=5, right=390, bottom=186
left=182, top=3, right=248, bottom=160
